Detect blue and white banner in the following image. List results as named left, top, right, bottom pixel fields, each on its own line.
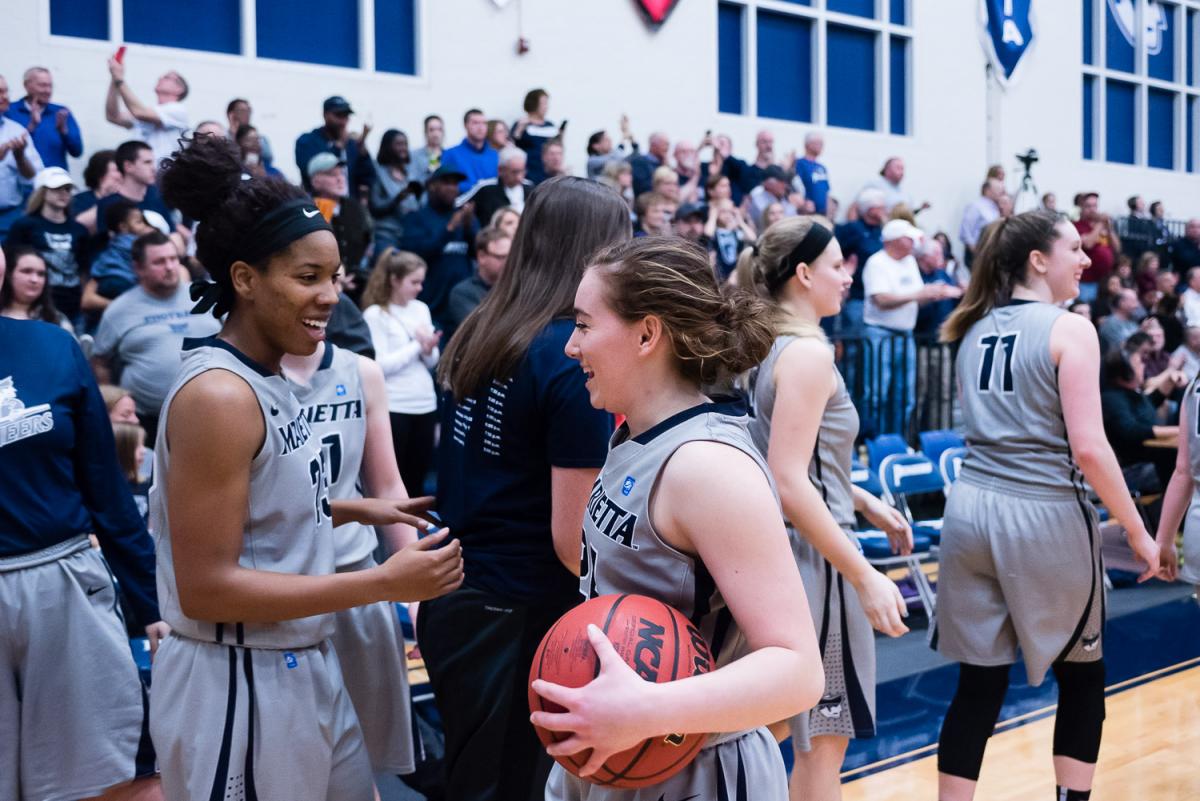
left=979, top=0, right=1036, bottom=87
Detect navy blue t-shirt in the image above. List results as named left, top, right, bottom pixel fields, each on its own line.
left=436, top=318, right=613, bottom=603
left=835, top=220, right=883, bottom=301
left=0, top=318, right=159, bottom=625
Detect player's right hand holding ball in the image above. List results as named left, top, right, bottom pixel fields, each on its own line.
left=377, top=530, right=464, bottom=601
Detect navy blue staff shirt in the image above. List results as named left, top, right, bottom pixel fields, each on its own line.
left=0, top=318, right=159, bottom=626
left=436, top=318, right=613, bottom=603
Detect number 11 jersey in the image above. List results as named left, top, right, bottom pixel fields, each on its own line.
left=956, top=299, right=1082, bottom=495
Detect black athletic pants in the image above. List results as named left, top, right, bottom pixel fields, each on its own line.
left=418, top=585, right=575, bottom=801
left=389, top=410, right=437, bottom=496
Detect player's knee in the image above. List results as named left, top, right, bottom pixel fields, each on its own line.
left=1052, top=660, right=1106, bottom=763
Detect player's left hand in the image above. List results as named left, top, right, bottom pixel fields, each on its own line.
left=337, top=496, right=437, bottom=528
left=145, top=621, right=171, bottom=659
left=862, top=495, right=913, bottom=556
left=1158, top=537, right=1179, bottom=582
left=530, top=624, right=656, bottom=777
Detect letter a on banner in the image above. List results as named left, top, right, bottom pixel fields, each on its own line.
left=979, top=0, right=1036, bottom=87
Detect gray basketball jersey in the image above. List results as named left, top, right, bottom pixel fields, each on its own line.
left=956, top=301, right=1082, bottom=496
left=289, top=344, right=375, bottom=568
left=150, top=337, right=336, bottom=648
left=580, top=400, right=777, bottom=674
left=747, top=336, right=858, bottom=531
left=1186, top=377, right=1200, bottom=487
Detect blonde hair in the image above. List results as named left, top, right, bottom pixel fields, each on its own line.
left=100, top=384, right=132, bottom=414
left=734, top=216, right=829, bottom=341
left=361, top=248, right=427, bottom=309
left=24, top=186, right=48, bottom=216
left=589, top=237, right=774, bottom=386
left=112, top=422, right=145, bottom=484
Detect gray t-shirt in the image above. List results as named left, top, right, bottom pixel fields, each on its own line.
left=94, top=283, right=221, bottom=416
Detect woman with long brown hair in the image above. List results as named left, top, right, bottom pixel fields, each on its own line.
left=423, top=176, right=630, bottom=801
left=935, top=209, right=1161, bottom=801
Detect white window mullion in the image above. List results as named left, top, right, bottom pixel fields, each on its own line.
left=242, top=0, right=256, bottom=58
left=109, top=0, right=123, bottom=42
left=816, top=17, right=828, bottom=125
left=747, top=2, right=758, bottom=116
left=360, top=0, right=375, bottom=72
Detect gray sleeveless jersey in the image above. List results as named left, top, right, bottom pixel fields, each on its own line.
left=150, top=338, right=336, bottom=648
left=956, top=301, right=1082, bottom=496
left=1186, top=377, right=1200, bottom=486
left=289, top=344, right=375, bottom=568
left=747, top=336, right=858, bottom=531
left=580, top=401, right=777, bottom=675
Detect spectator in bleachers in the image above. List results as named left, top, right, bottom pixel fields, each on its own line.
left=1134, top=251, right=1161, bottom=297
left=863, top=156, right=928, bottom=214
left=70, top=149, right=119, bottom=216
left=368, top=129, right=422, bottom=254
left=793, top=131, right=831, bottom=215
left=1138, top=316, right=1179, bottom=382
left=408, top=113, right=444, bottom=185
left=4, top=67, right=82, bottom=170
left=87, top=140, right=173, bottom=237
left=234, top=124, right=283, bottom=179
left=598, top=160, right=635, bottom=210
left=672, top=139, right=703, bottom=205
left=833, top=188, right=888, bottom=338
left=1094, top=273, right=1125, bottom=320
left=105, top=57, right=189, bottom=165
left=486, top=119, right=510, bottom=151
left=1041, top=192, right=1058, bottom=212
left=1180, top=267, right=1200, bottom=328
left=747, top=165, right=801, bottom=231
left=652, top=165, right=681, bottom=202
left=83, top=200, right=154, bottom=314
left=1170, top=218, right=1200, bottom=275
left=1098, top=288, right=1141, bottom=354
left=706, top=201, right=755, bottom=282
left=1173, top=325, right=1200, bottom=382
left=307, top=152, right=371, bottom=293
left=294, top=95, right=366, bottom=192
left=914, top=237, right=960, bottom=338
left=0, top=245, right=70, bottom=331
left=1075, top=191, right=1121, bottom=304
left=1069, top=300, right=1092, bottom=321
left=630, top=131, right=669, bottom=196
left=225, top=97, right=274, bottom=167
left=633, top=191, right=675, bottom=237
left=4, top=167, right=88, bottom=322
left=465, top=146, right=530, bottom=227
left=1101, top=347, right=1178, bottom=488
left=512, top=88, right=559, bottom=184
left=1150, top=200, right=1172, bottom=250
left=539, top=139, right=567, bottom=183
left=441, top=108, right=499, bottom=193
left=672, top=201, right=706, bottom=245
left=1123, top=194, right=1157, bottom=260
left=445, top=226, right=511, bottom=341
left=400, top=165, right=477, bottom=329
left=720, top=129, right=777, bottom=202
left=585, top=114, right=636, bottom=180
left=959, top=178, right=1004, bottom=268
left=0, top=74, right=42, bottom=239
left=92, top=231, right=219, bottom=442
left=490, top=205, right=521, bottom=239
left=1153, top=294, right=1184, bottom=353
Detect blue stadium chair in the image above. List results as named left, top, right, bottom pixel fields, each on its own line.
left=867, top=434, right=911, bottom=472
left=938, top=446, right=968, bottom=495
left=919, top=429, right=964, bottom=468
left=879, top=453, right=947, bottom=541
left=851, top=456, right=884, bottom=498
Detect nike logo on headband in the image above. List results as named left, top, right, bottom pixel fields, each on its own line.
left=303, top=208, right=321, bottom=218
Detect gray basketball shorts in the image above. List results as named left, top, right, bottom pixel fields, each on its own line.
left=151, top=635, right=373, bottom=801
left=788, top=530, right=876, bottom=751
left=0, top=537, right=153, bottom=801
left=330, top=571, right=415, bottom=774
left=545, top=727, right=787, bottom=801
left=1180, top=494, right=1200, bottom=585
left=933, top=479, right=1104, bottom=686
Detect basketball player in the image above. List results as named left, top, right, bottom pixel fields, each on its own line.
left=935, top=209, right=1160, bottom=801
left=1154, top=375, right=1200, bottom=595
left=150, top=135, right=463, bottom=801
left=533, top=237, right=824, bottom=800
left=281, top=337, right=423, bottom=778
left=739, top=217, right=913, bottom=801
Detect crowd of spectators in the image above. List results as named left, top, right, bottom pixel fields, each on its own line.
left=4, top=58, right=1200, bottom=491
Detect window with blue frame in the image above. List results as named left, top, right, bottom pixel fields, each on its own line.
left=717, top=0, right=913, bottom=136
left=48, top=0, right=418, bottom=76
left=1082, top=0, right=1200, bottom=171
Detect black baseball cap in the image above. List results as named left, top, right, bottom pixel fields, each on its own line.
left=323, top=96, right=354, bottom=114
left=428, top=165, right=467, bottom=185
left=764, top=165, right=788, bottom=182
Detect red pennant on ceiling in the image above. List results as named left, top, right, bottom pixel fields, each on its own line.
left=635, top=0, right=680, bottom=27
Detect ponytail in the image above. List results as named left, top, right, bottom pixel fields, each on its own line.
left=940, top=209, right=1063, bottom=342
left=736, top=216, right=829, bottom=341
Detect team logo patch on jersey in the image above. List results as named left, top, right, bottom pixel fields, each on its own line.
left=0, top=376, right=54, bottom=448
left=283, top=652, right=298, bottom=669
left=335, top=383, right=346, bottom=396
left=621, top=476, right=636, bottom=496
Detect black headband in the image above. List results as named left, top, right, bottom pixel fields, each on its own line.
left=765, top=223, right=834, bottom=294
left=190, top=198, right=333, bottom=316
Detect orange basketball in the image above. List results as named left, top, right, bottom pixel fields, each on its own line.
left=528, top=593, right=713, bottom=788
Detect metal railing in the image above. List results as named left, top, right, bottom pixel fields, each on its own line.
left=834, top=332, right=957, bottom=442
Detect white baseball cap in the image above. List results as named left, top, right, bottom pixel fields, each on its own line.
left=882, top=218, right=924, bottom=243
left=34, top=167, right=75, bottom=191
